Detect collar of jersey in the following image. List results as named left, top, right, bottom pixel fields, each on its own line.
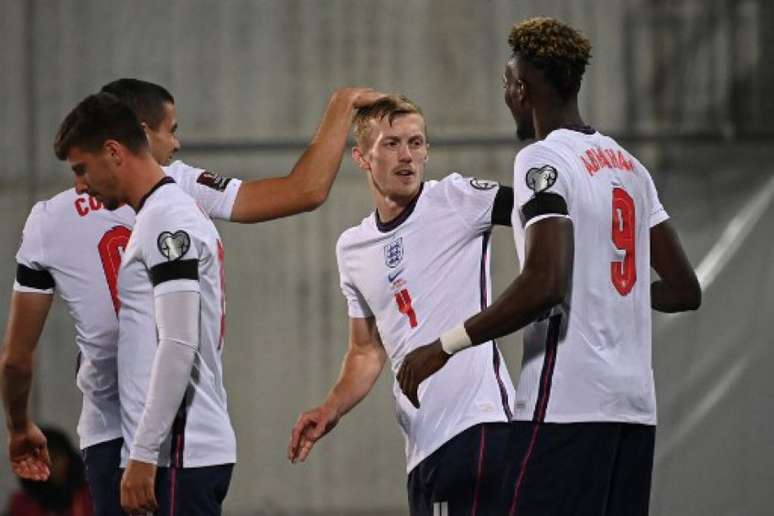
left=375, top=182, right=424, bottom=233
left=558, top=124, right=596, bottom=135
left=136, top=176, right=176, bottom=212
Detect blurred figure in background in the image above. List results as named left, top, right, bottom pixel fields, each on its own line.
left=5, top=426, right=92, bottom=516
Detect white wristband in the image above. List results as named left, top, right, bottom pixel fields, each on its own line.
left=440, top=324, right=472, bottom=355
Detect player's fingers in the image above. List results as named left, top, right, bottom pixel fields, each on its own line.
left=410, top=387, right=420, bottom=409
left=289, top=416, right=314, bottom=461
left=36, top=445, right=52, bottom=467
left=310, top=414, right=330, bottom=439
left=298, top=438, right=316, bottom=462
left=144, top=482, right=159, bottom=512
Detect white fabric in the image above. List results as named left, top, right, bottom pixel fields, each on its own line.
left=440, top=324, right=472, bottom=355
left=118, top=181, right=235, bottom=468
left=130, top=291, right=200, bottom=464
left=163, top=161, right=242, bottom=221
left=510, top=129, right=670, bottom=425
left=15, top=191, right=134, bottom=449
left=337, top=173, right=516, bottom=473
left=11, top=167, right=239, bottom=451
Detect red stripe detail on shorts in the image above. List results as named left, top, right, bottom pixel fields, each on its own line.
left=531, top=314, right=561, bottom=423
left=169, top=466, right=178, bottom=516
left=471, top=425, right=487, bottom=516
left=508, top=422, right=542, bottom=516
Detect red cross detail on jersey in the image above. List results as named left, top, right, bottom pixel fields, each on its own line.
left=394, top=289, right=418, bottom=328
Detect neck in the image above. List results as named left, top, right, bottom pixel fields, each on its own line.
left=369, top=181, right=420, bottom=225
left=125, top=154, right=166, bottom=211
left=533, top=98, right=585, bottom=140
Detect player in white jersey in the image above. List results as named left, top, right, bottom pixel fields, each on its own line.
left=50, top=92, right=234, bottom=515
left=398, top=18, right=701, bottom=516
left=288, top=96, right=518, bottom=515
left=1, top=80, right=385, bottom=515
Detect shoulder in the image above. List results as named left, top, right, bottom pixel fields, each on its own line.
left=336, top=216, right=374, bottom=253
left=139, top=187, right=204, bottom=231
left=163, top=160, right=204, bottom=179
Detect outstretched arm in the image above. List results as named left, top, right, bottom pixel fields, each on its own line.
left=397, top=217, right=573, bottom=407
left=288, top=316, right=386, bottom=463
left=1, top=290, right=53, bottom=481
left=229, top=88, right=387, bottom=223
left=650, top=220, right=701, bottom=312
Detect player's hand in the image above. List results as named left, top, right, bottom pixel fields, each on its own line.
left=120, top=459, right=158, bottom=514
left=8, top=422, right=51, bottom=481
left=397, top=340, right=450, bottom=408
left=332, top=87, right=388, bottom=109
left=288, top=403, right=340, bottom=464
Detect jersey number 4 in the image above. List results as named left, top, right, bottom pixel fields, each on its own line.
left=611, top=187, right=636, bottom=295
left=98, top=226, right=132, bottom=314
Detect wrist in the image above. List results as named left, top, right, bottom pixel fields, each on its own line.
left=440, top=324, right=472, bottom=355
left=7, top=418, right=30, bottom=434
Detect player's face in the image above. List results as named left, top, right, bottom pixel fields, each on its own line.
left=356, top=113, right=428, bottom=201
left=503, top=57, right=535, bottom=141
left=144, top=101, right=180, bottom=166
left=67, top=144, right=124, bottom=210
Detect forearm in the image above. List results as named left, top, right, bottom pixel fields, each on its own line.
left=131, top=340, right=195, bottom=463
left=465, top=269, right=562, bottom=345
left=0, top=292, right=50, bottom=433
left=287, top=90, right=360, bottom=205
left=1, top=359, right=33, bottom=432
left=131, top=290, right=199, bottom=463
left=651, top=280, right=701, bottom=313
left=324, top=348, right=385, bottom=418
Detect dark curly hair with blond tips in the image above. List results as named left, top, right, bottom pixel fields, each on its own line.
left=353, top=95, right=426, bottom=147
left=508, top=17, right=592, bottom=100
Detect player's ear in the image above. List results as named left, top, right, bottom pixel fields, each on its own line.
left=103, top=140, right=124, bottom=166
left=352, top=146, right=370, bottom=172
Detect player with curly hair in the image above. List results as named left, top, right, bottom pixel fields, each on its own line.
left=399, top=17, right=700, bottom=515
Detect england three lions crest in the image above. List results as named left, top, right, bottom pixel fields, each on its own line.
left=384, top=237, right=404, bottom=268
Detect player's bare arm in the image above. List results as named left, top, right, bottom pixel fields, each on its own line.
left=650, top=220, right=701, bottom=312
left=228, top=88, right=388, bottom=223
left=289, top=316, right=386, bottom=463
left=397, top=217, right=573, bottom=407
left=0, top=291, right=53, bottom=481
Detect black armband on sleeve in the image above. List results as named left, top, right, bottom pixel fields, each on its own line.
left=150, top=259, right=199, bottom=286
left=16, top=264, right=55, bottom=290
left=491, top=186, right=514, bottom=227
left=521, top=193, right=568, bottom=224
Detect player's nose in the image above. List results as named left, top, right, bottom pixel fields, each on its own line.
left=74, top=175, right=89, bottom=194
left=397, top=143, right=412, bottom=162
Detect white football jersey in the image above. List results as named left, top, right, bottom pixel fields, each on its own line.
left=117, top=178, right=235, bottom=468
left=337, top=174, right=516, bottom=473
left=511, top=128, right=669, bottom=425
left=13, top=161, right=240, bottom=450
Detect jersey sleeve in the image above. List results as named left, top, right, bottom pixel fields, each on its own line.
left=442, top=173, right=504, bottom=233
left=14, top=202, right=55, bottom=294
left=512, top=143, right=573, bottom=228
left=336, top=234, right=373, bottom=319
left=643, top=170, right=669, bottom=227
left=138, top=204, right=204, bottom=298
left=163, top=160, right=242, bottom=221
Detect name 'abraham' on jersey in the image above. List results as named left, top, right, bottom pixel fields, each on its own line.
left=511, top=128, right=668, bottom=425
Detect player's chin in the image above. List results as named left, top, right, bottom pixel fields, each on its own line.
left=103, top=199, right=121, bottom=211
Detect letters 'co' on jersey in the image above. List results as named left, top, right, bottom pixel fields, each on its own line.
left=117, top=178, right=235, bottom=468
left=511, top=129, right=669, bottom=426
left=13, top=161, right=240, bottom=450
left=337, top=174, right=516, bottom=473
